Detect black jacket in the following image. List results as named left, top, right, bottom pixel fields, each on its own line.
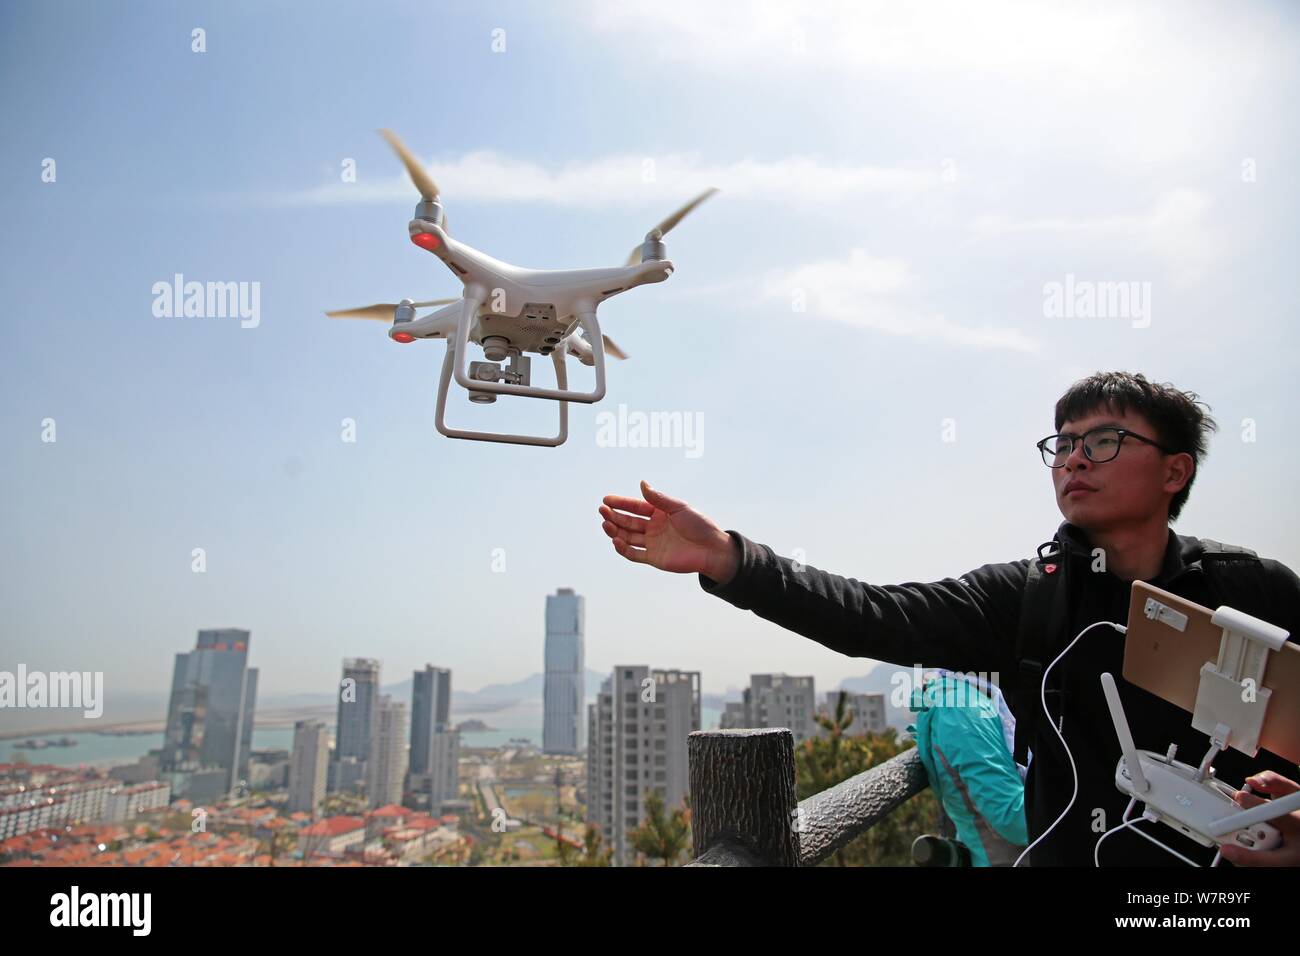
left=697, top=521, right=1300, bottom=866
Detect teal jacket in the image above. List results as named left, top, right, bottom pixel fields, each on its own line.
left=908, top=673, right=1028, bottom=866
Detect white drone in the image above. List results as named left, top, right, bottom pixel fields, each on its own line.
left=326, top=129, right=717, bottom=447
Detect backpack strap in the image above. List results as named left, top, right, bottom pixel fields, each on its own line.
left=1197, top=538, right=1259, bottom=564
left=1012, top=540, right=1070, bottom=766
left=1195, top=538, right=1265, bottom=612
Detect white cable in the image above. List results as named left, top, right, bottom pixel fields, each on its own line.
left=1120, top=816, right=1205, bottom=867
left=1013, top=620, right=1127, bottom=867
left=1094, top=800, right=1147, bottom=866
left=1093, top=802, right=1204, bottom=867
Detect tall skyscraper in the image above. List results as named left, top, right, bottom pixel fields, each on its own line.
left=161, top=628, right=259, bottom=797
left=409, top=665, right=459, bottom=810
left=587, top=666, right=700, bottom=866
left=332, top=658, right=380, bottom=795
left=543, top=587, right=585, bottom=755
left=368, top=696, right=408, bottom=809
left=288, top=720, right=329, bottom=816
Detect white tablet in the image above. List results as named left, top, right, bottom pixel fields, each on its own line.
left=1123, top=581, right=1300, bottom=763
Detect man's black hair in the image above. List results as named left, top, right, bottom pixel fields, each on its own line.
left=1054, top=371, right=1218, bottom=523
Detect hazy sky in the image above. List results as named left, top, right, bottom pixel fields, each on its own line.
left=2, top=1, right=1297, bottom=711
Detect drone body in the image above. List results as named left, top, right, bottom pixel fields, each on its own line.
left=327, top=129, right=716, bottom=447
left=391, top=220, right=671, bottom=364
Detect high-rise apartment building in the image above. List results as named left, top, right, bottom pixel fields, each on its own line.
left=818, top=690, right=888, bottom=735
left=331, top=658, right=380, bottom=795
left=368, top=696, right=408, bottom=809
left=744, top=674, right=817, bottom=742
left=288, top=720, right=329, bottom=816
left=409, top=665, right=459, bottom=810
left=586, top=666, right=700, bottom=866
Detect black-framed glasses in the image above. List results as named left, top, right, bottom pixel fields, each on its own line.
left=1036, top=426, right=1173, bottom=468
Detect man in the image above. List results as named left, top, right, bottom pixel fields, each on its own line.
left=598, top=371, right=1300, bottom=866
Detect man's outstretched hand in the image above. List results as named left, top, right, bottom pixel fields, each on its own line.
left=599, top=480, right=740, bottom=586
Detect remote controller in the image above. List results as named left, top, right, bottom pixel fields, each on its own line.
left=1102, top=673, right=1282, bottom=852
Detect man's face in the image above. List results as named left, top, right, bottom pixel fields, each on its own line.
left=1049, top=404, right=1190, bottom=532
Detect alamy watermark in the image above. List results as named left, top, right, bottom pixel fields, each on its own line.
left=890, top=665, right=1001, bottom=717
left=49, top=885, right=150, bottom=936
left=1042, top=273, right=1150, bottom=329
left=595, top=403, right=703, bottom=459
left=0, top=665, right=103, bottom=718
left=152, top=273, right=260, bottom=328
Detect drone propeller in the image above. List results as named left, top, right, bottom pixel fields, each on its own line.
left=325, top=299, right=458, bottom=321
left=602, top=334, right=628, bottom=360
left=576, top=329, right=628, bottom=361
left=625, top=187, right=719, bottom=266
left=379, top=128, right=441, bottom=202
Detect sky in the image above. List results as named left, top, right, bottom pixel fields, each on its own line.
left=2, top=0, right=1298, bottom=717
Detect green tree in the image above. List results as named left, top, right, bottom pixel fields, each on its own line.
left=628, top=788, right=691, bottom=866
left=795, top=696, right=940, bottom=866
left=571, top=823, right=612, bottom=867
left=801, top=690, right=855, bottom=793
left=259, top=828, right=284, bottom=867
left=467, top=838, right=486, bottom=866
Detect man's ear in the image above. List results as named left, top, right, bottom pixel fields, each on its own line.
left=1164, top=452, right=1194, bottom=494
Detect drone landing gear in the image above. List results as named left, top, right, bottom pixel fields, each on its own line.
left=434, top=292, right=607, bottom=447
left=435, top=343, right=569, bottom=446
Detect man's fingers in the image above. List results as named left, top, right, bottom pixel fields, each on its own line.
left=1245, top=771, right=1300, bottom=797
left=641, top=479, right=685, bottom=511
left=612, top=536, right=649, bottom=564
left=1233, top=781, right=1300, bottom=842
left=601, top=520, right=647, bottom=549
left=640, top=479, right=688, bottom=515
left=602, top=494, right=655, bottom=518
left=1218, top=842, right=1299, bottom=867
left=1233, top=790, right=1266, bottom=809
left=602, top=486, right=673, bottom=568
left=600, top=504, right=649, bottom=533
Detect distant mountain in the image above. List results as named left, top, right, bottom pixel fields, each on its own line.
left=460, top=669, right=609, bottom=706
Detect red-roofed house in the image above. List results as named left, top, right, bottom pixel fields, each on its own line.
left=365, top=804, right=410, bottom=840
left=298, top=815, right=365, bottom=858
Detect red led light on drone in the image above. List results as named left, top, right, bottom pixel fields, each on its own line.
left=411, top=232, right=440, bottom=250
left=392, top=331, right=416, bottom=344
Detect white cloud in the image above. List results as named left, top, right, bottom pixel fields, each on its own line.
left=279, top=150, right=938, bottom=206
left=576, top=1, right=1286, bottom=170
left=758, top=247, right=1039, bottom=352
left=971, top=189, right=1214, bottom=284
left=585, top=0, right=1141, bottom=78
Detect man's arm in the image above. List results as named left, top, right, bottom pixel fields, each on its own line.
left=699, top=530, right=1028, bottom=677
left=599, top=481, right=1026, bottom=675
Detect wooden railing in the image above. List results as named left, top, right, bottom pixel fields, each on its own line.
left=686, top=727, right=929, bottom=866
